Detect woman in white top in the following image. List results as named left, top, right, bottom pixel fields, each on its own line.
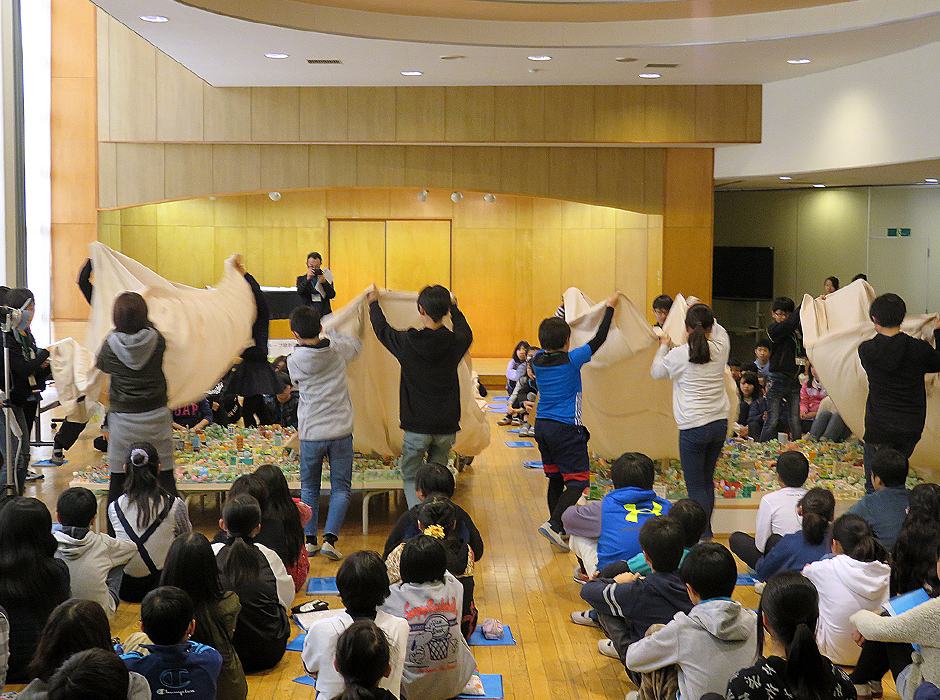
left=651, top=303, right=730, bottom=539
left=108, top=442, right=191, bottom=603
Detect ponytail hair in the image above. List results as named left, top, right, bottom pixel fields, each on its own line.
left=417, top=497, right=466, bottom=578
left=123, top=442, right=171, bottom=529
left=685, top=304, right=715, bottom=365
left=832, top=513, right=889, bottom=564
left=333, top=620, right=391, bottom=700
left=758, top=571, right=835, bottom=700
left=799, top=487, right=834, bottom=546
left=219, top=495, right=262, bottom=588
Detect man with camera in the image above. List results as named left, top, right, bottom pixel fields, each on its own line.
left=296, top=252, right=335, bottom=317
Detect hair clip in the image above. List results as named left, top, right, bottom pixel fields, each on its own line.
left=423, top=524, right=445, bottom=539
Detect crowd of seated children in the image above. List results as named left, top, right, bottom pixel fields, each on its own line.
left=119, top=586, right=223, bottom=700
left=848, top=447, right=911, bottom=549
left=108, top=443, right=192, bottom=603
left=160, top=533, right=247, bottom=700
left=562, top=452, right=670, bottom=582
left=754, top=486, right=833, bottom=582
left=579, top=516, right=694, bottom=667
left=379, top=535, right=476, bottom=700
left=386, top=498, right=477, bottom=640
left=729, top=450, right=808, bottom=570
left=211, top=495, right=292, bottom=673
left=53, top=487, right=136, bottom=621
left=505, top=341, right=529, bottom=394
left=383, top=463, right=483, bottom=563
left=302, top=551, right=408, bottom=699
left=626, top=543, right=757, bottom=700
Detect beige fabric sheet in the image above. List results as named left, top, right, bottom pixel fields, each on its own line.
left=86, top=242, right=256, bottom=409
left=801, top=279, right=940, bottom=477
left=321, top=289, right=490, bottom=457
left=561, top=289, right=737, bottom=461
left=48, top=338, right=106, bottom=421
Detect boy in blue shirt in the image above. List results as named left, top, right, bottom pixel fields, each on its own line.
left=121, top=586, right=222, bottom=700
left=847, top=447, right=910, bottom=549
left=532, top=294, right=618, bottom=551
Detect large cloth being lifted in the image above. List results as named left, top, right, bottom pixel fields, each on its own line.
left=319, top=289, right=490, bottom=458
left=562, top=288, right=737, bottom=461
left=85, top=242, right=255, bottom=409
left=801, top=279, right=940, bottom=478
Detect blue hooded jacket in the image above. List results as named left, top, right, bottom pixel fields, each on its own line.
left=597, top=487, right=671, bottom=569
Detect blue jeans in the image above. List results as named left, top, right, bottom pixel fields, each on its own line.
left=760, top=373, right=802, bottom=442
left=809, top=409, right=851, bottom=442
left=400, top=431, right=456, bottom=509
left=678, top=419, right=727, bottom=540
left=300, top=434, right=354, bottom=541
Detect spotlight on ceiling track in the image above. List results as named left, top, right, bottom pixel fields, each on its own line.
left=417, top=190, right=429, bottom=202
left=451, top=192, right=463, bottom=203
left=484, top=193, right=496, bottom=203
left=269, top=191, right=282, bottom=201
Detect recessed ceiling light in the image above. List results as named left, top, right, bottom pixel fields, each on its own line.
left=440, top=55, right=465, bottom=61
left=527, top=55, right=552, bottom=61
left=639, top=73, right=661, bottom=79
left=926, top=178, right=939, bottom=184
left=779, top=176, right=792, bottom=180
left=401, top=71, right=423, bottom=76
left=264, top=53, right=289, bottom=59
left=615, top=57, right=637, bottom=63
left=813, top=184, right=826, bottom=188
left=139, top=15, right=168, bottom=22
left=788, top=58, right=812, bottom=64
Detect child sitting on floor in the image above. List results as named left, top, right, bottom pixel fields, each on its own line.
left=386, top=498, right=477, bottom=639
left=579, top=516, right=694, bottom=669
left=379, top=536, right=476, bottom=700
left=53, top=486, right=137, bottom=620
left=755, top=487, right=833, bottom=582
left=562, top=451, right=670, bottom=579
left=302, top=551, right=408, bottom=699
left=120, top=586, right=222, bottom=700
left=332, top=620, right=401, bottom=700
left=729, top=450, right=808, bottom=570
left=626, top=543, right=758, bottom=700
left=383, top=463, right=483, bottom=563
left=847, top=447, right=911, bottom=549
left=803, top=513, right=890, bottom=667
left=505, top=341, right=529, bottom=395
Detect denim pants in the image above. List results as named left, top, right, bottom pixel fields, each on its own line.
left=760, top=373, right=802, bottom=442
left=809, top=409, right=851, bottom=442
left=400, top=431, right=456, bottom=508
left=300, top=434, right=354, bottom=541
left=678, top=419, right=727, bottom=540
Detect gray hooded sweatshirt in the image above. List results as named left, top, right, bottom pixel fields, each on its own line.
left=287, top=332, right=361, bottom=441
left=53, top=526, right=137, bottom=619
left=626, top=598, right=758, bottom=700
left=96, top=327, right=167, bottom=413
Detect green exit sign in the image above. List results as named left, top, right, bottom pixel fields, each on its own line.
left=887, top=228, right=912, bottom=237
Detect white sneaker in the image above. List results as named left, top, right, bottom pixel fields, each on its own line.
left=538, top=522, right=570, bottom=552
left=570, top=610, right=599, bottom=627
left=321, top=541, right=343, bottom=561
left=625, top=692, right=639, bottom=700
left=598, top=638, right=619, bottom=659
left=753, top=581, right=766, bottom=595
left=305, top=542, right=321, bottom=555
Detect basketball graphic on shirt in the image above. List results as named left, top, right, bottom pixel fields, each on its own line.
left=424, top=614, right=452, bottom=660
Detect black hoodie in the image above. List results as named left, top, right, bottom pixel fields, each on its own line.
left=369, top=301, right=472, bottom=435
left=859, top=330, right=940, bottom=444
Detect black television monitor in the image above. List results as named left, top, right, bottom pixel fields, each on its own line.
left=712, top=246, right=774, bottom=301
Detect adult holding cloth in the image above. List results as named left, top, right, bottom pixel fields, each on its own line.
left=651, top=303, right=730, bottom=540
left=296, top=252, right=335, bottom=318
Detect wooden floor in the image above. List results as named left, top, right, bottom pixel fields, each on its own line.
left=14, top=410, right=898, bottom=700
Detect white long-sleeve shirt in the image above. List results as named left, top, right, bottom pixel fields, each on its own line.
left=651, top=322, right=731, bottom=430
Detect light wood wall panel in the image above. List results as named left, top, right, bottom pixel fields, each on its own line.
left=99, top=189, right=662, bottom=353
left=329, top=220, right=386, bottom=307
left=261, top=145, right=310, bottom=192
left=98, top=12, right=759, bottom=146
left=164, top=144, right=213, bottom=201
left=386, top=220, right=451, bottom=292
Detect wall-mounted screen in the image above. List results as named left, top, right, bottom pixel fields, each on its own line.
left=712, top=246, right=774, bottom=301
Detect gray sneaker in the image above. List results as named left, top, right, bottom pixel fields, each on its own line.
left=538, top=522, right=570, bottom=552
left=321, top=541, right=343, bottom=561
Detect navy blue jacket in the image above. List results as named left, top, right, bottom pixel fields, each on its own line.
left=755, top=531, right=830, bottom=581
